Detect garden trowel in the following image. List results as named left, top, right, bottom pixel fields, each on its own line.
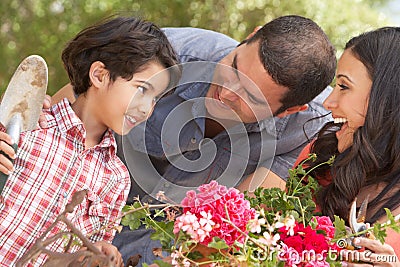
left=0, top=55, right=48, bottom=194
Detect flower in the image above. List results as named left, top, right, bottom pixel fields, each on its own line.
left=175, top=181, right=256, bottom=246
left=276, top=214, right=297, bottom=236
left=313, top=216, right=336, bottom=239
left=258, top=231, right=280, bottom=247
left=249, top=212, right=266, bottom=234
left=122, top=155, right=398, bottom=266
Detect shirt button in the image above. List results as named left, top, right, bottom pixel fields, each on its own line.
left=164, top=183, right=170, bottom=188
left=63, top=192, right=68, bottom=198
left=191, top=138, right=197, bottom=144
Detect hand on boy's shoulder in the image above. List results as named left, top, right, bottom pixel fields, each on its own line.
left=37, top=94, right=52, bottom=129
left=0, top=131, right=16, bottom=175
left=38, top=83, right=76, bottom=129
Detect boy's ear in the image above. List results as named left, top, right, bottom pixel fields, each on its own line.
left=245, top=26, right=262, bottom=40
left=276, top=104, right=308, bottom=118
left=89, top=61, right=109, bottom=88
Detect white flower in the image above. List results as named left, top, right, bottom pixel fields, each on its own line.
left=275, top=214, right=296, bottom=236
left=249, top=213, right=266, bottom=233
left=258, top=231, right=280, bottom=247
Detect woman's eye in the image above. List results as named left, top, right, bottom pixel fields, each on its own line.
left=138, top=86, right=146, bottom=94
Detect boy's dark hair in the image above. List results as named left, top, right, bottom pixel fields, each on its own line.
left=62, top=16, right=180, bottom=95
left=247, top=15, right=336, bottom=115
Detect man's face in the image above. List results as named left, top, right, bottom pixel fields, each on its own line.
left=205, top=40, right=289, bottom=123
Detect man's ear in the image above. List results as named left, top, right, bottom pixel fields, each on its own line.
left=276, top=104, right=308, bottom=118
left=245, top=26, right=262, bottom=40
left=89, top=61, right=109, bottom=89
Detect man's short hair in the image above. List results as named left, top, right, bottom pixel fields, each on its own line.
left=247, top=15, right=336, bottom=114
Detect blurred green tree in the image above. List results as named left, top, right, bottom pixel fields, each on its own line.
left=0, top=0, right=391, bottom=95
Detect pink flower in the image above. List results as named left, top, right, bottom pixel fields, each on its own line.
left=313, top=216, right=335, bottom=239
left=174, top=210, right=215, bottom=242
left=178, top=181, right=255, bottom=246
left=278, top=243, right=301, bottom=267
left=305, top=258, right=330, bottom=267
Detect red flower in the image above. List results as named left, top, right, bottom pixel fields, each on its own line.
left=283, top=235, right=304, bottom=253
left=303, top=229, right=329, bottom=253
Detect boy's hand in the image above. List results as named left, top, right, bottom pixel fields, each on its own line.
left=38, top=94, right=51, bottom=129
left=91, top=241, right=124, bottom=267
left=0, top=131, right=15, bottom=175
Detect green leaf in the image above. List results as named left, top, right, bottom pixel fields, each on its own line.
left=121, top=214, right=142, bottom=230
left=373, top=223, right=387, bottom=244
left=186, top=250, right=204, bottom=260
left=152, top=260, right=173, bottom=267
left=208, top=237, right=229, bottom=250
left=149, top=220, right=175, bottom=250
left=333, top=215, right=347, bottom=240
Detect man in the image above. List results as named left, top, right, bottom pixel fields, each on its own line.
left=52, top=15, right=336, bottom=264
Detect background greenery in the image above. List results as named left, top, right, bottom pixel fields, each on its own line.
left=0, top=0, right=395, bottom=95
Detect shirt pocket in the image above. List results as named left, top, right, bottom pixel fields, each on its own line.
left=65, top=189, right=111, bottom=235
left=86, top=190, right=111, bottom=218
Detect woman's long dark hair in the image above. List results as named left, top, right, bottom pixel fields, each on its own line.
left=306, top=27, right=400, bottom=223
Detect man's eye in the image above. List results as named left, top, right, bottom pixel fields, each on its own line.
left=248, top=94, right=258, bottom=104
left=246, top=90, right=261, bottom=104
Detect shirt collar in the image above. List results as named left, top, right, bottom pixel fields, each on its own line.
left=50, top=98, right=118, bottom=154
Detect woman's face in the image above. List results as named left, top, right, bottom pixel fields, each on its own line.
left=323, top=49, right=373, bottom=152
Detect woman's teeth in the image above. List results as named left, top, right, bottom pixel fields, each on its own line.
left=218, top=92, right=226, bottom=104
left=334, top=118, right=347, bottom=124
left=126, top=115, right=137, bottom=124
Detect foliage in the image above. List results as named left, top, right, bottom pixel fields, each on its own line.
left=0, top=0, right=394, bottom=95
left=122, top=156, right=324, bottom=266
left=121, top=154, right=400, bottom=266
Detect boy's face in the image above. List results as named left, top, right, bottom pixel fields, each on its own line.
left=205, top=40, right=289, bottom=123
left=99, top=61, right=170, bottom=135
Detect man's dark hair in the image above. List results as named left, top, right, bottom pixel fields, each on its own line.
left=62, top=16, right=180, bottom=95
left=247, top=15, right=336, bottom=115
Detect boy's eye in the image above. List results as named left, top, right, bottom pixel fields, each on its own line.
left=338, top=84, right=349, bottom=90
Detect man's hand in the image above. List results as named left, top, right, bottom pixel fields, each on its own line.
left=37, top=94, right=51, bottom=129
left=0, top=131, right=15, bottom=175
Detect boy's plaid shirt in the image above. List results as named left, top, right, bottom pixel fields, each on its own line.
left=0, top=99, right=130, bottom=266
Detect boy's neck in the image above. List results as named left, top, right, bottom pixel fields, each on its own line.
left=71, top=95, right=108, bottom=149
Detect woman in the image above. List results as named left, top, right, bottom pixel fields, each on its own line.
left=297, top=27, right=400, bottom=266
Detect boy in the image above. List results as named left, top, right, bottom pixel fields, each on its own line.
left=0, top=16, right=179, bottom=266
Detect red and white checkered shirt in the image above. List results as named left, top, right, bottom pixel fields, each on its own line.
left=0, top=98, right=130, bottom=266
